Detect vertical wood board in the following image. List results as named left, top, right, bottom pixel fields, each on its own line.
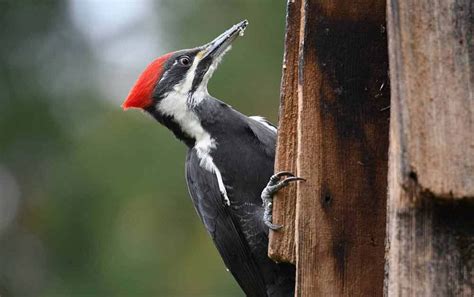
left=269, top=0, right=303, bottom=264
left=295, top=0, right=389, bottom=296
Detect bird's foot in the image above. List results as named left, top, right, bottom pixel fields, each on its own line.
left=261, top=171, right=305, bottom=230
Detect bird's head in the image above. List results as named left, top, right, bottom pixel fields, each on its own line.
left=122, top=20, right=248, bottom=112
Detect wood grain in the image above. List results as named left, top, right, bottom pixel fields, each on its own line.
left=295, top=0, right=389, bottom=296
left=387, top=0, right=474, bottom=202
left=268, top=0, right=302, bottom=264
left=386, top=0, right=474, bottom=295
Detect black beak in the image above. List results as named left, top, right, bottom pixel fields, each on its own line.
left=202, top=20, right=248, bottom=59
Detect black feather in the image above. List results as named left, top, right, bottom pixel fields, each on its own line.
left=186, top=97, right=295, bottom=297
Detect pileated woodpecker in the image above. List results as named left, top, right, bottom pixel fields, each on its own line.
left=122, top=20, right=303, bottom=297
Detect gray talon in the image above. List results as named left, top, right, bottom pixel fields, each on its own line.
left=265, top=221, right=283, bottom=230
left=261, top=171, right=305, bottom=231
left=279, top=176, right=306, bottom=187
left=269, top=171, right=294, bottom=184
left=274, top=171, right=294, bottom=178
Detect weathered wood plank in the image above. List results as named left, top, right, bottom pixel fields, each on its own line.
left=385, top=196, right=474, bottom=296
left=386, top=0, right=474, bottom=295
left=269, top=0, right=302, bottom=264
left=387, top=0, right=474, bottom=202
left=295, top=1, right=389, bottom=296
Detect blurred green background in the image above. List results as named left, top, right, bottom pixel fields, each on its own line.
left=0, top=0, right=285, bottom=296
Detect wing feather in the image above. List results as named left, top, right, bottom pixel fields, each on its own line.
left=185, top=149, right=268, bottom=297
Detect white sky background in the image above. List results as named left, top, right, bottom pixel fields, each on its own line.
left=68, top=0, right=167, bottom=104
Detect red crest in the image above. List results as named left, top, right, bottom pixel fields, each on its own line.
left=122, top=52, right=174, bottom=109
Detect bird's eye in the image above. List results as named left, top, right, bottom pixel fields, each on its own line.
left=178, top=56, right=191, bottom=66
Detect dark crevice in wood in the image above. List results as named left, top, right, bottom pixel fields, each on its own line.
left=403, top=169, right=474, bottom=207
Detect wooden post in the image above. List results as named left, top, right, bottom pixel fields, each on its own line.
left=386, top=0, right=474, bottom=295
left=268, top=0, right=302, bottom=264
left=270, top=0, right=390, bottom=295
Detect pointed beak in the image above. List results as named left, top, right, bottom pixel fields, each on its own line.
left=202, top=20, right=248, bottom=59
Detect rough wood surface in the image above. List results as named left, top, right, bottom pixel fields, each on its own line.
left=385, top=194, right=474, bottom=296
left=386, top=0, right=474, bottom=295
left=268, top=0, right=302, bottom=264
left=387, top=0, right=474, bottom=202
left=295, top=0, right=389, bottom=296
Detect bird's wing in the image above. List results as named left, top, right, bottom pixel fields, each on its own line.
left=247, top=116, right=277, bottom=158
left=185, top=149, right=268, bottom=297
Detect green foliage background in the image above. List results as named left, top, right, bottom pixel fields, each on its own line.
left=0, top=1, right=285, bottom=296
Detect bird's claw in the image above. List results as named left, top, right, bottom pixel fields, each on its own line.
left=261, top=171, right=305, bottom=231
left=265, top=220, right=283, bottom=231
left=270, top=171, right=294, bottom=181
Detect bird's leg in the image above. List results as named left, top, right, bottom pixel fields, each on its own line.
left=261, top=171, right=305, bottom=230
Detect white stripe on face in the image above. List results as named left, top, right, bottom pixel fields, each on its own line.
left=169, top=51, right=206, bottom=98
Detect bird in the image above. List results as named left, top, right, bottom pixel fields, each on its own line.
left=122, top=20, right=303, bottom=297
